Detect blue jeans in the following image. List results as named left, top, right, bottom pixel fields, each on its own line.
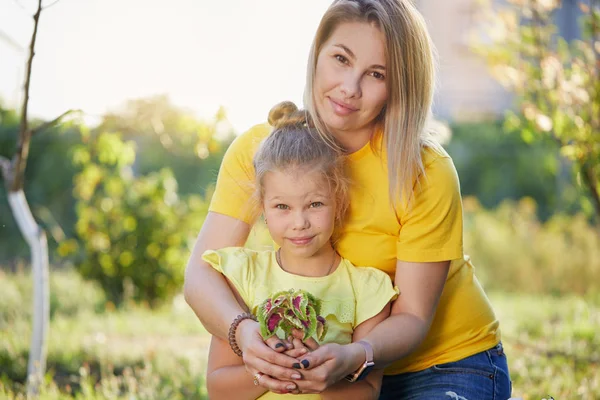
left=379, top=343, right=512, bottom=400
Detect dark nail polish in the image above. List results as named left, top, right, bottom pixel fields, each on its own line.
left=275, top=343, right=285, bottom=349
left=301, top=359, right=310, bottom=368
left=293, top=363, right=301, bottom=369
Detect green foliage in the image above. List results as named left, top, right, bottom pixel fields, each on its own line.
left=446, top=120, right=586, bottom=220
left=464, top=196, right=600, bottom=296
left=474, top=0, right=600, bottom=220
left=60, top=130, right=208, bottom=306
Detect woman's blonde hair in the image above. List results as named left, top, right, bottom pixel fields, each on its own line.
left=253, top=101, right=350, bottom=231
left=304, top=0, right=443, bottom=205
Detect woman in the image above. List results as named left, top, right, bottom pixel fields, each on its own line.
left=184, top=0, right=512, bottom=399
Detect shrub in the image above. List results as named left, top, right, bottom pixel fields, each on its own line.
left=59, top=132, right=207, bottom=306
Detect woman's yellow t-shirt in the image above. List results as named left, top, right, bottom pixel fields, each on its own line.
left=202, top=247, right=398, bottom=400
left=208, top=124, right=500, bottom=375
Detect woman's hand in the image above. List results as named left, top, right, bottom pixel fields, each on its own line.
left=291, top=342, right=364, bottom=394
left=236, top=320, right=304, bottom=393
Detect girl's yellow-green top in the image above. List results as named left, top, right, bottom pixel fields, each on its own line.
left=202, top=247, right=398, bottom=400
left=208, top=124, right=500, bottom=375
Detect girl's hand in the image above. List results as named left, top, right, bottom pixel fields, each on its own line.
left=236, top=320, right=303, bottom=393
left=283, top=338, right=309, bottom=359
left=283, top=329, right=318, bottom=359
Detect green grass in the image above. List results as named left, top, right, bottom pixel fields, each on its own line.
left=490, top=292, right=599, bottom=399
left=0, top=275, right=210, bottom=399
left=1, top=271, right=598, bottom=399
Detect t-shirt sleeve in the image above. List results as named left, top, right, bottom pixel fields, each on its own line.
left=208, top=124, right=270, bottom=224
left=201, top=247, right=254, bottom=307
left=354, top=268, right=398, bottom=327
left=396, top=153, right=464, bottom=262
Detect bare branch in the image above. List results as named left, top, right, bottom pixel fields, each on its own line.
left=42, top=0, right=61, bottom=10
left=12, top=0, right=43, bottom=192
left=31, top=109, right=82, bottom=136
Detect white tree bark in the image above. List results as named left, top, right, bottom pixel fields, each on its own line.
left=7, top=189, right=49, bottom=396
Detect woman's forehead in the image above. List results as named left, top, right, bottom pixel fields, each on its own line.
left=322, top=21, right=386, bottom=64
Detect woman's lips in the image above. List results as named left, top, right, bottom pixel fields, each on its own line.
left=328, top=97, right=358, bottom=116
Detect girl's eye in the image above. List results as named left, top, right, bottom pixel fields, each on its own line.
left=335, top=54, right=348, bottom=64
left=370, top=71, right=385, bottom=80
left=309, top=202, right=324, bottom=208
left=275, top=204, right=289, bottom=210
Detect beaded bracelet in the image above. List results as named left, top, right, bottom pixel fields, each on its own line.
left=228, top=313, right=258, bottom=357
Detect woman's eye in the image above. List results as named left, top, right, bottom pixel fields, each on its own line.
left=309, top=202, right=324, bottom=208
left=370, top=71, right=385, bottom=80
left=275, top=204, right=289, bottom=210
left=335, top=54, right=348, bottom=64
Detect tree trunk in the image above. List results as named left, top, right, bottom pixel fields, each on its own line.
left=7, top=189, right=49, bottom=396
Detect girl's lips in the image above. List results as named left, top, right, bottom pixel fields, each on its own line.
left=288, top=236, right=315, bottom=246
left=328, top=98, right=358, bottom=116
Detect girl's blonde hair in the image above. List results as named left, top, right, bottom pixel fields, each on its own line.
left=253, top=101, right=350, bottom=231
left=304, top=0, right=443, bottom=205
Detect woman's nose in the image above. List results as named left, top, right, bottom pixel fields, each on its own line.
left=340, top=71, right=361, bottom=98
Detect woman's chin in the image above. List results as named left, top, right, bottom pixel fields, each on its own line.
left=321, top=115, right=355, bottom=133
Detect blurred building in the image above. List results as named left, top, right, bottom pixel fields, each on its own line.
left=415, top=0, right=582, bottom=122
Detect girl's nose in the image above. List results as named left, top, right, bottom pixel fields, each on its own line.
left=293, top=211, right=310, bottom=230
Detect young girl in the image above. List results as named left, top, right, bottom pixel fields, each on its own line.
left=203, top=102, right=398, bottom=400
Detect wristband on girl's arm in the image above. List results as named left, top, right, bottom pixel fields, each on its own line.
left=228, top=313, right=258, bottom=357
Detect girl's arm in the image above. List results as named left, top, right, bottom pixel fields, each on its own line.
left=206, top=335, right=268, bottom=400
left=203, top=268, right=268, bottom=400
left=320, top=302, right=391, bottom=400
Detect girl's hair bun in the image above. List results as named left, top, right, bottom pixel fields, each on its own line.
left=268, top=101, right=307, bottom=129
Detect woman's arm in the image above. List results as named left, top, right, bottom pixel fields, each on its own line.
left=184, top=212, right=250, bottom=339
left=206, top=336, right=268, bottom=400
left=319, top=303, right=391, bottom=400
left=363, top=260, right=449, bottom=366
left=293, top=260, right=449, bottom=392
